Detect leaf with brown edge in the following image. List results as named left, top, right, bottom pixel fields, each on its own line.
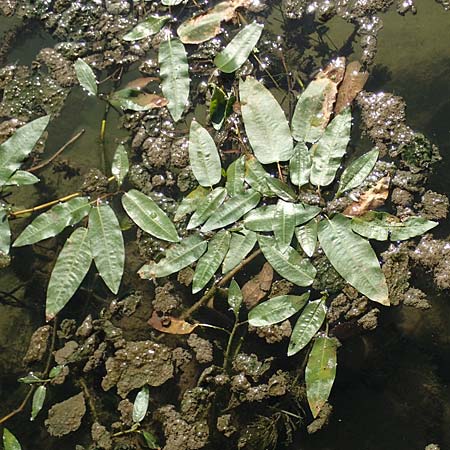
left=148, top=311, right=199, bottom=335
left=343, top=176, right=390, bottom=217
left=125, top=77, right=159, bottom=89
left=335, top=61, right=369, bottom=115
left=242, top=262, right=273, bottom=309
left=133, top=93, right=168, bottom=108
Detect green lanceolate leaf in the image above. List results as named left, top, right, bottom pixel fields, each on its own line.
left=244, top=155, right=273, bottom=196
left=318, top=214, right=389, bottom=305
left=174, top=186, right=209, bottom=222
left=187, top=187, right=227, bottom=230
left=240, top=77, right=293, bottom=164
left=222, top=229, right=257, bottom=273
left=295, top=219, right=318, bottom=257
left=248, top=293, right=310, bottom=327
left=142, top=430, right=159, bottom=449
left=201, top=190, right=261, bottom=232
left=210, top=84, right=234, bottom=130
left=305, top=336, right=337, bottom=418
left=192, top=230, right=231, bottom=293
left=0, top=208, right=10, bottom=256
left=189, top=120, right=222, bottom=187
left=46, top=227, right=92, bottom=321
left=244, top=205, right=277, bottom=231
left=214, top=22, right=263, bottom=73
left=289, top=142, right=311, bottom=187
left=122, top=189, right=179, bottom=242
left=351, top=211, right=438, bottom=241
left=291, top=78, right=335, bottom=143
left=228, top=279, right=243, bottom=316
left=0, top=115, right=50, bottom=186
left=226, top=156, right=246, bottom=196
left=74, top=59, right=97, bottom=96
left=272, top=200, right=297, bottom=252
left=6, top=170, right=39, bottom=186
left=337, top=148, right=379, bottom=195
left=133, top=386, right=150, bottom=423
left=310, top=108, right=352, bottom=187
left=139, top=234, right=207, bottom=279
left=123, top=15, right=169, bottom=41
left=257, top=234, right=316, bottom=287
left=162, top=0, right=183, bottom=5
left=288, top=297, right=327, bottom=356
left=88, top=205, right=125, bottom=294
left=265, top=177, right=297, bottom=202
left=3, top=428, right=21, bottom=450
left=159, top=38, right=189, bottom=122
left=14, top=197, right=91, bottom=247
left=31, top=385, right=46, bottom=421
left=112, top=144, right=129, bottom=186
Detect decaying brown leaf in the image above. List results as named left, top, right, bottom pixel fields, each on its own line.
left=148, top=311, right=199, bottom=334
left=335, top=61, right=369, bottom=114
left=133, top=93, right=168, bottom=108
left=125, top=77, right=159, bottom=89
left=242, top=262, right=273, bottom=309
left=343, top=176, right=390, bottom=217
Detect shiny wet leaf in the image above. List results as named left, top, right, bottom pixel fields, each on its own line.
left=74, top=59, right=97, bottom=96
left=123, top=15, right=169, bottom=41
left=111, top=144, right=129, bottom=186
left=133, top=386, right=150, bottom=423
left=222, top=229, right=257, bottom=273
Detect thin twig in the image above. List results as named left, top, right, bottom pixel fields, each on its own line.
left=29, top=129, right=85, bottom=172
left=0, top=386, right=35, bottom=424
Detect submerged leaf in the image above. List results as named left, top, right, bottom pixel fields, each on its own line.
left=305, top=336, right=337, bottom=418
left=6, top=170, right=39, bottom=186
left=88, top=205, right=125, bottom=294
left=288, top=297, right=326, bottom=356
left=111, top=144, right=129, bottom=186
left=142, top=430, right=160, bottom=449
left=242, top=262, right=273, bottom=308
left=14, top=197, right=91, bottom=247
left=222, top=229, right=257, bottom=273
left=210, top=84, right=235, bottom=130
left=133, top=386, right=150, bottom=423
left=257, top=234, right=316, bottom=287
left=214, top=22, right=263, bottom=73
left=240, top=77, right=293, bottom=164
left=46, top=227, right=92, bottom=321
left=310, top=108, right=352, bottom=187
left=0, top=208, right=10, bottom=256
left=3, top=428, right=21, bottom=450
left=139, top=235, right=207, bottom=279
left=74, top=59, right=97, bottom=96
left=193, top=230, right=231, bottom=293
left=189, top=120, right=222, bottom=187
left=318, top=214, right=389, bottom=305
left=174, top=186, right=209, bottom=222
left=228, top=279, right=243, bottom=316
left=122, top=189, right=179, bottom=242
left=335, top=61, right=369, bottom=115
left=110, top=88, right=168, bottom=111
left=295, top=219, right=318, bottom=258
left=159, top=38, right=190, bottom=122
left=187, top=187, right=227, bottom=230
left=31, top=385, right=47, bottom=421
left=289, top=142, right=311, bottom=187
left=123, top=15, right=169, bottom=41
left=248, top=293, right=310, bottom=327
left=148, top=311, right=199, bottom=334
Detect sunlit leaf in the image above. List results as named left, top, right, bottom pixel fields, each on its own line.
left=139, top=234, right=207, bottom=279
left=201, top=190, right=261, bottom=232
left=192, top=230, right=231, bottom=293
left=288, top=297, right=326, bottom=356
left=110, top=88, right=168, bottom=111
left=244, top=155, right=273, bottom=196
left=3, top=428, right=21, bottom=450
left=295, top=219, right=318, bottom=257
left=240, top=77, right=293, bottom=164
left=189, top=120, right=222, bottom=187
left=74, top=59, right=97, bottom=96
left=0, top=208, right=10, bottom=256
left=337, top=148, right=379, bottom=196
left=122, top=189, right=179, bottom=242
left=305, top=336, right=337, bottom=418
left=111, top=144, right=129, bottom=186
left=31, top=385, right=46, bottom=421
left=88, top=205, right=124, bottom=294
left=222, top=229, right=257, bottom=273
left=335, top=61, right=368, bottom=114
left=214, top=22, right=263, bottom=73
left=310, top=108, right=352, bottom=187
left=174, top=186, right=209, bottom=222
left=14, top=197, right=91, bottom=247
left=248, top=293, right=309, bottom=327
left=257, top=234, right=316, bottom=287
left=6, top=170, right=39, bottom=186
left=133, top=386, right=150, bottom=423
left=123, top=15, right=169, bottom=41
left=0, top=115, right=50, bottom=187
left=273, top=200, right=298, bottom=252
left=226, top=156, right=246, bottom=197
left=289, top=142, right=311, bottom=187
left=244, top=205, right=277, bottom=231
left=317, top=214, right=389, bottom=305
left=228, top=279, right=243, bottom=316
left=187, top=187, right=227, bottom=230
left=148, top=311, right=199, bottom=334
left=46, top=227, right=92, bottom=321
left=351, top=211, right=438, bottom=241
left=125, top=77, right=159, bottom=89
left=159, top=37, right=189, bottom=122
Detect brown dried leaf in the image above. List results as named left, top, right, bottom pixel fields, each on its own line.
left=125, top=77, right=159, bottom=89
left=134, top=93, right=168, bottom=108
left=343, top=176, right=390, bottom=217
left=242, top=262, right=273, bottom=309
left=148, top=311, right=199, bottom=334
left=335, top=61, right=369, bottom=114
